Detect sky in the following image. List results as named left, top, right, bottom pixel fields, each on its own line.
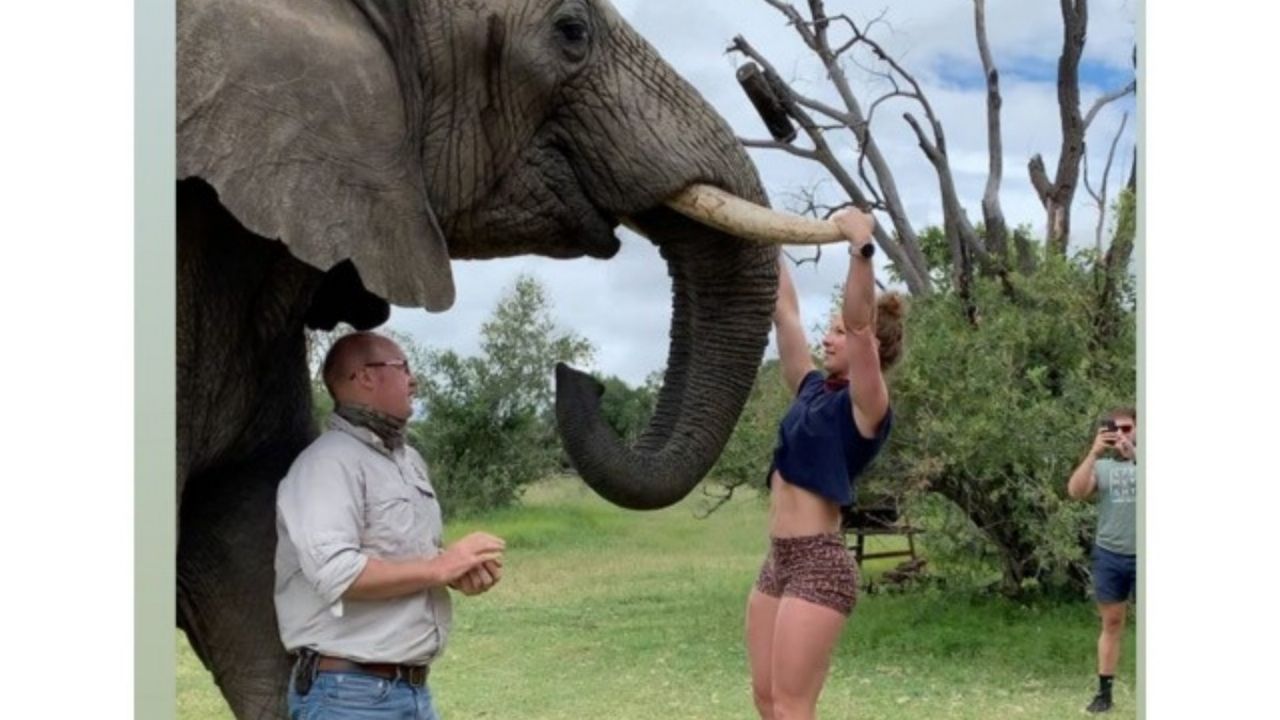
left=388, top=0, right=1139, bottom=386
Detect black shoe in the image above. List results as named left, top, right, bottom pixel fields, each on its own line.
left=1086, top=693, right=1113, bottom=713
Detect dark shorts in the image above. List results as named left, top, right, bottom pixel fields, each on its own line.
left=1093, top=545, right=1137, bottom=604
left=754, top=533, right=859, bottom=616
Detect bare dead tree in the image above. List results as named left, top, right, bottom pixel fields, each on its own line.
left=974, top=0, right=1010, bottom=263
left=1083, top=111, right=1130, bottom=253
left=1124, top=45, right=1138, bottom=197
left=1126, top=146, right=1136, bottom=193
left=1090, top=41, right=1139, bottom=339
left=1028, top=0, right=1136, bottom=256
left=734, top=0, right=1133, bottom=302
left=1027, top=0, right=1087, bottom=256
left=734, top=0, right=1041, bottom=318
left=732, top=1, right=935, bottom=295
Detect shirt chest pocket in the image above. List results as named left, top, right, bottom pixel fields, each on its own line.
left=363, top=481, right=426, bottom=556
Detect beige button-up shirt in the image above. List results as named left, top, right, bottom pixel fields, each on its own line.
left=274, top=414, right=452, bottom=665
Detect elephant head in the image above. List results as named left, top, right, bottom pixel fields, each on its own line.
left=179, top=0, right=819, bottom=510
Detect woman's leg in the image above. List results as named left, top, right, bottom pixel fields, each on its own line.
left=770, top=597, right=847, bottom=720
left=747, top=588, right=782, bottom=719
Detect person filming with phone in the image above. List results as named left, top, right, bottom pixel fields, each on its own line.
left=1067, top=406, right=1138, bottom=713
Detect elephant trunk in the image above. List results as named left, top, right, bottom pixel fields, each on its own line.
left=552, top=13, right=817, bottom=509
left=556, top=208, right=776, bottom=510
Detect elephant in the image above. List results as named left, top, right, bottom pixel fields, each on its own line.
left=176, top=0, right=828, bottom=716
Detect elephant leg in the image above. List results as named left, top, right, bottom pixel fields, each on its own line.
left=178, top=450, right=303, bottom=720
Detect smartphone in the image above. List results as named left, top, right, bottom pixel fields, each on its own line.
left=1099, top=419, right=1117, bottom=447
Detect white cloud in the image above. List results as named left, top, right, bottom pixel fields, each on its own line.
left=388, top=0, right=1138, bottom=386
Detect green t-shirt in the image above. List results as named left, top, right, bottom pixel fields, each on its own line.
left=1094, top=457, right=1137, bottom=555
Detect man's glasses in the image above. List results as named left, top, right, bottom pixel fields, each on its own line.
left=1115, top=425, right=1134, bottom=434
left=349, top=360, right=412, bottom=379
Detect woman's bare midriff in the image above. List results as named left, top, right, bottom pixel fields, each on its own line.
left=768, top=469, right=842, bottom=537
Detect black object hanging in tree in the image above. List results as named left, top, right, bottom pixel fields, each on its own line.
left=736, top=61, right=796, bottom=144
left=736, top=62, right=874, bottom=260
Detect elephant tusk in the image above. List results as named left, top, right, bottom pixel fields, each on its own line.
left=662, top=184, right=846, bottom=246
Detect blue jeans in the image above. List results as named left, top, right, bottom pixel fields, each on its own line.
left=288, top=671, right=439, bottom=720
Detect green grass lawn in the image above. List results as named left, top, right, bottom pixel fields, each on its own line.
left=178, top=477, right=1136, bottom=719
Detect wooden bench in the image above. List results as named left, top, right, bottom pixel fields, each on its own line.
left=841, top=495, right=924, bottom=567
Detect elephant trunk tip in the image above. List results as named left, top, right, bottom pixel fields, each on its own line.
left=554, top=363, right=696, bottom=512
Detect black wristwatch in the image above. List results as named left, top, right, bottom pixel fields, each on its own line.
left=849, top=241, right=875, bottom=259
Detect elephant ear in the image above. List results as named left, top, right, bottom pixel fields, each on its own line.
left=177, top=0, right=454, bottom=311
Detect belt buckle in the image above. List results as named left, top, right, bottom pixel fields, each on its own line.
left=396, top=664, right=426, bottom=685
left=392, top=664, right=417, bottom=685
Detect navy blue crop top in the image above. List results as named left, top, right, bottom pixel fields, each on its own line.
left=765, top=370, right=893, bottom=506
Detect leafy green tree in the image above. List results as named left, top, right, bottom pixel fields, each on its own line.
left=864, top=250, right=1134, bottom=595
left=410, top=275, right=593, bottom=516
left=597, top=375, right=657, bottom=443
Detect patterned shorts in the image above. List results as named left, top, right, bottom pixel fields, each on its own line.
left=754, top=533, right=859, bottom=616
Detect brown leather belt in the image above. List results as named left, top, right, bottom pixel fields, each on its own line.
left=315, top=655, right=430, bottom=685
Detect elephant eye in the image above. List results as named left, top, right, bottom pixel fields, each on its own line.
left=554, top=16, right=590, bottom=61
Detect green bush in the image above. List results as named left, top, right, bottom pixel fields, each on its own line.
left=865, top=250, right=1136, bottom=595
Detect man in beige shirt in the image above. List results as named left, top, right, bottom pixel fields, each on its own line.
left=275, top=331, right=505, bottom=719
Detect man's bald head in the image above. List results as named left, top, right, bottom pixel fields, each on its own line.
left=322, top=332, right=400, bottom=403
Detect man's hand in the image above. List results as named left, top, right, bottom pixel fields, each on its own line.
left=437, top=532, right=505, bottom=585
left=1091, top=428, right=1118, bottom=458
left=449, top=559, right=503, bottom=596
left=831, top=207, right=876, bottom=254
left=451, top=531, right=505, bottom=557
left=1069, top=427, right=1115, bottom=501
left=341, top=533, right=504, bottom=599
left=1115, top=435, right=1135, bottom=459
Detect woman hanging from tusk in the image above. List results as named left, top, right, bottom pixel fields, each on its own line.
left=743, top=207, right=905, bottom=720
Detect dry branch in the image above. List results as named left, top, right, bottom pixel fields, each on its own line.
left=974, top=0, right=1009, bottom=261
